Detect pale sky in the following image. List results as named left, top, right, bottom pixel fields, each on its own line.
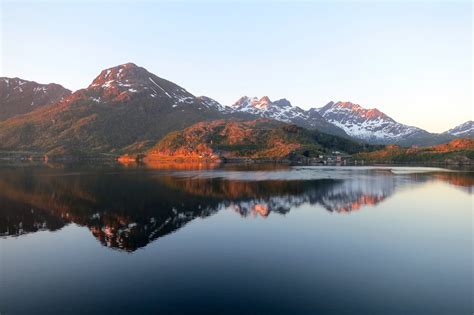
left=1, top=0, right=472, bottom=132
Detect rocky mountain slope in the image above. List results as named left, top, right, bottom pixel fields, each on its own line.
left=145, top=119, right=373, bottom=162
left=227, top=97, right=456, bottom=146
left=230, top=96, right=348, bottom=137
left=0, top=77, right=71, bottom=121
left=443, top=121, right=473, bottom=138
left=1, top=63, right=466, bottom=154
left=0, top=63, right=234, bottom=155
left=318, top=101, right=453, bottom=146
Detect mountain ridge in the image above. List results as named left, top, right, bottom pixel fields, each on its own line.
left=0, top=77, right=71, bottom=121
left=443, top=120, right=473, bottom=138
left=144, top=118, right=374, bottom=162
left=0, top=63, right=232, bottom=155
left=229, top=96, right=349, bottom=137
left=228, top=97, right=458, bottom=146
left=0, top=62, right=469, bottom=157
left=317, top=101, right=449, bottom=145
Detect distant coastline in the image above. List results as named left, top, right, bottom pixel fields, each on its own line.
left=1, top=151, right=472, bottom=167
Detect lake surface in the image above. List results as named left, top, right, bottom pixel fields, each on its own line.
left=0, top=163, right=472, bottom=314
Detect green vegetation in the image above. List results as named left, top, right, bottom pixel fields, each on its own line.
left=0, top=97, right=224, bottom=156
left=354, top=139, right=474, bottom=164
left=306, top=127, right=381, bottom=154
left=146, top=119, right=375, bottom=161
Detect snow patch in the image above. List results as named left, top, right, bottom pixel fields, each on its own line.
left=148, top=77, right=172, bottom=98
left=102, top=80, right=115, bottom=88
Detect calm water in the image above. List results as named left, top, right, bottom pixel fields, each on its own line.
left=0, top=163, right=472, bottom=314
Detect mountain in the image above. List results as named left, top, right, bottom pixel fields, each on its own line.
left=228, top=97, right=454, bottom=146
left=0, top=63, right=233, bottom=155
left=196, top=95, right=229, bottom=112
left=354, top=138, right=474, bottom=164
left=318, top=101, right=454, bottom=146
left=443, top=121, right=473, bottom=138
left=144, top=119, right=373, bottom=162
left=0, top=77, right=71, bottom=121
left=1, top=65, right=460, bottom=154
left=230, top=96, right=348, bottom=137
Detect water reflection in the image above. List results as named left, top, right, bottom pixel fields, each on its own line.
left=0, top=165, right=472, bottom=251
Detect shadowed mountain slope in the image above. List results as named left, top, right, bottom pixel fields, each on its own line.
left=0, top=77, right=71, bottom=121
left=0, top=63, right=237, bottom=155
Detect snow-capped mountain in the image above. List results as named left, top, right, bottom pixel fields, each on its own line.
left=443, top=121, right=473, bottom=138
left=227, top=96, right=455, bottom=145
left=0, top=63, right=233, bottom=154
left=0, top=77, right=71, bottom=121
left=88, top=62, right=191, bottom=102
left=318, top=101, right=453, bottom=145
left=232, top=96, right=302, bottom=118
left=318, top=101, right=419, bottom=141
left=1, top=63, right=460, bottom=148
left=230, top=96, right=348, bottom=137
left=84, top=63, right=225, bottom=113
left=196, top=95, right=229, bottom=112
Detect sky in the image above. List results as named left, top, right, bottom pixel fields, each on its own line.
left=0, top=0, right=472, bottom=132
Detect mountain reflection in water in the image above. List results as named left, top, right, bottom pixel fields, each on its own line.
left=0, top=165, right=472, bottom=251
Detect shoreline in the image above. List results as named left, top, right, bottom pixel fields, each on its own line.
left=0, top=155, right=472, bottom=169
left=0, top=151, right=472, bottom=167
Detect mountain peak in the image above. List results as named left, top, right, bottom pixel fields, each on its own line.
left=317, top=100, right=428, bottom=143
left=196, top=96, right=228, bottom=112
left=226, top=96, right=347, bottom=137
left=232, top=96, right=272, bottom=110
left=233, top=96, right=252, bottom=106
left=337, top=101, right=361, bottom=109
left=444, top=120, right=474, bottom=138
left=251, top=96, right=270, bottom=109
left=89, top=63, right=150, bottom=88
left=0, top=77, right=71, bottom=121
left=84, top=63, right=200, bottom=104
left=120, top=62, right=138, bottom=68
left=327, top=101, right=388, bottom=120
left=273, top=98, right=292, bottom=108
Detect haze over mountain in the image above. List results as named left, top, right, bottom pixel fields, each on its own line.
left=0, top=78, right=71, bottom=121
